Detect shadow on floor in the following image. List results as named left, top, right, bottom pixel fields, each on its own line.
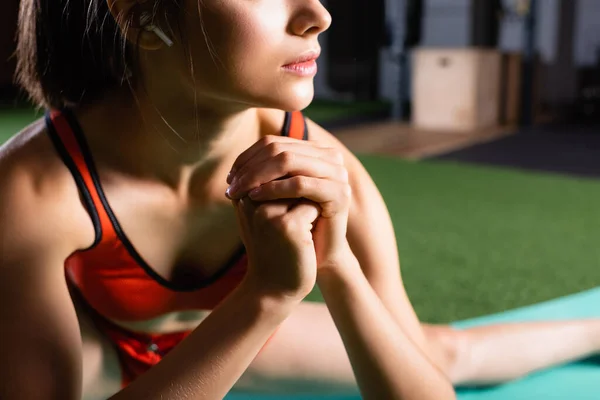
left=434, top=123, right=600, bottom=179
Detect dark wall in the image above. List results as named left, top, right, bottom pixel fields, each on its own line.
left=542, top=0, right=578, bottom=107
left=470, top=0, right=503, bottom=48
left=326, top=0, right=386, bottom=100
left=0, top=1, right=19, bottom=88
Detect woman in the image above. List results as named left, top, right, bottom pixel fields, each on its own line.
left=0, top=0, right=598, bottom=399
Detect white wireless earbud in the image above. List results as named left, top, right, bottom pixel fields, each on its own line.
left=140, top=13, right=174, bottom=47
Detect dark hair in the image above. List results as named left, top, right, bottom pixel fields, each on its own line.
left=15, top=0, right=177, bottom=109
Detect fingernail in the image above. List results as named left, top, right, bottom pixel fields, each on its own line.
left=225, top=187, right=233, bottom=199
left=248, top=187, right=262, bottom=199
left=227, top=182, right=239, bottom=198
left=227, top=170, right=235, bottom=184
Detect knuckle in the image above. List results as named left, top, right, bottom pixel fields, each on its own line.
left=267, top=142, right=282, bottom=157
left=321, top=202, right=337, bottom=218
left=335, top=166, right=349, bottom=183
left=279, top=151, right=295, bottom=167
left=333, top=183, right=352, bottom=210
left=328, top=149, right=344, bottom=165
left=293, top=176, right=310, bottom=192
left=342, top=183, right=352, bottom=198
left=261, top=135, right=276, bottom=146
left=341, top=183, right=353, bottom=203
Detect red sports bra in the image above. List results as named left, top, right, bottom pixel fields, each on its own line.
left=46, top=108, right=308, bottom=322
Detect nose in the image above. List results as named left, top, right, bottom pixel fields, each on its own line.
left=288, top=0, right=332, bottom=37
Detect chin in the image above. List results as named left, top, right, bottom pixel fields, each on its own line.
left=254, top=81, right=316, bottom=112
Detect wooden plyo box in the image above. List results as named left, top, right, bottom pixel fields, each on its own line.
left=412, top=48, right=502, bottom=132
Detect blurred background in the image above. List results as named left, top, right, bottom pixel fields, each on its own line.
left=1, top=0, right=599, bottom=325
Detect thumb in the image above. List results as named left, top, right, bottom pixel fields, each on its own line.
left=287, top=201, right=321, bottom=227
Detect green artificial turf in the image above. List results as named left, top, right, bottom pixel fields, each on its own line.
left=324, top=155, right=600, bottom=323
left=0, top=107, right=42, bottom=144
left=2, top=107, right=599, bottom=324
left=303, top=99, right=391, bottom=122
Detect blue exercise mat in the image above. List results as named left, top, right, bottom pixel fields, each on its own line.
left=453, top=288, right=600, bottom=400
left=226, top=288, right=600, bottom=400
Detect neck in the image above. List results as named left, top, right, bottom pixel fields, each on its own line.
left=79, top=86, right=260, bottom=189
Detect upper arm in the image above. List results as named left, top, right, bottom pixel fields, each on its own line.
left=304, top=118, right=431, bottom=353
left=0, top=249, right=83, bottom=400
left=0, top=138, right=90, bottom=399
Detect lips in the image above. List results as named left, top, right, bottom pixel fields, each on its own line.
left=282, top=50, right=321, bottom=67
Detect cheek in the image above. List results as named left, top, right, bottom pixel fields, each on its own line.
left=176, top=0, right=313, bottom=109
left=182, top=2, right=286, bottom=86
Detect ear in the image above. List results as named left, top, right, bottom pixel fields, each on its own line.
left=106, top=0, right=169, bottom=50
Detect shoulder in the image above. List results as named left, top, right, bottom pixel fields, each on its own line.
left=0, top=117, right=95, bottom=255
left=257, top=107, right=345, bottom=149
left=257, top=108, right=288, bottom=137
left=0, top=118, right=64, bottom=207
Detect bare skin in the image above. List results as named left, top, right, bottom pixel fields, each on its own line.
left=2, top=0, right=600, bottom=398
left=0, top=102, right=457, bottom=400
left=2, top=102, right=600, bottom=400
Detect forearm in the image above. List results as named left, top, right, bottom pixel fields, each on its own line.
left=317, top=259, right=456, bottom=400
left=239, top=301, right=358, bottom=394
left=110, top=280, right=299, bottom=400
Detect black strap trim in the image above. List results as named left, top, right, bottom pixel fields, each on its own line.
left=302, top=115, right=309, bottom=141
left=59, top=109, right=246, bottom=293
left=281, top=111, right=292, bottom=137
left=44, top=113, right=102, bottom=250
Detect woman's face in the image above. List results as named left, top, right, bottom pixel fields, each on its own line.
left=163, top=0, right=331, bottom=111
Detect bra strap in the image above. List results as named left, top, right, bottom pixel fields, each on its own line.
left=281, top=111, right=309, bottom=140
left=45, top=109, right=117, bottom=248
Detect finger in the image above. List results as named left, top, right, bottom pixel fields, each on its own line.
left=242, top=197, right=299, bottom=222
left=248, top=177, right=351, bottom=218
left=235, top=198, right=297, bottom=258
left=229, top=141, right=343, bottom=184
left=229, top=136, right=301, bottom=184
left=228, top=136, right=342, bottom=184
left=227, top=153, right=348, bottom=199
left=238, top=196, right=257, bottom=217
left=233, top=199, right=247, bottom=226
left=286, top=201, right=321, bottom=227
